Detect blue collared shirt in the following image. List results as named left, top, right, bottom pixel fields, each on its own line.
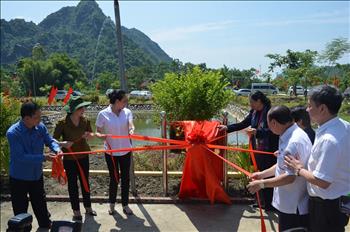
left=6, top=120, right=60, bottom=181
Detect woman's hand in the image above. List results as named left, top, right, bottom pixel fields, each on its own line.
left=217, top=125, right=228, bottom=132
left=94, top=132, right=107, bottom=138
left=246, top=128, right=257, bottom=137
left=82, top=132, right=94, bottom=140
left=60, top=141, right=73, bottom=149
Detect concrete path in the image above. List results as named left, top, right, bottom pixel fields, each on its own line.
left=2, top=202, right=349, bottom=231
left=1, top=201, right=280, bottom=232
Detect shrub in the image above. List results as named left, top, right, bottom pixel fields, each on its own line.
left=0, top=94, right=21, bottom=174
left=151, top=66, right=233, bottom=121
left=82, top=90, right=100, bottom=103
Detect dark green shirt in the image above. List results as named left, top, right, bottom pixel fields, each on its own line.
left=53, top=115, right=92, bottom=160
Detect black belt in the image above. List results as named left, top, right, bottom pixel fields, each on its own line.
left=309, top=196, right=340, bottom=202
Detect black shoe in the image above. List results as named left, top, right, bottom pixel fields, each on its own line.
left=250, top=203, right=265, bottom=209
left=39, top=220, right=52, bottom=229
left=264, top=205, right=277, bottom=212
left=72, top=215, right=83, bottom=221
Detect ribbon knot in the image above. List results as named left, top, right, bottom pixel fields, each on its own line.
left=186, top=129, right=208, bottom=144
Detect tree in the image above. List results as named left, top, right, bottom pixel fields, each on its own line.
left=319, top=38, right=350, bottom=89
left=16, top=52, right=88, bottom=95
left=151, top=66, right=233, bottom=121
left=93, top=71, right=120, bottom=93
left=266, top=49, right=318, bottom=96
left=319, top=37, right=350, bottom=66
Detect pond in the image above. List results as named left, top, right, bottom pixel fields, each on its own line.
left=48, top=111, right=248, bottom=148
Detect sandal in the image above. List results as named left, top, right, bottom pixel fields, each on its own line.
left=86, top=210, right=97, bottom=216
left=122, top=206, right=133, bottom=215
left=108, top=209, right=116, bottom=215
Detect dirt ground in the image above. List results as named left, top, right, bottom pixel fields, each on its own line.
left=0, top=151, right=250, bottom=198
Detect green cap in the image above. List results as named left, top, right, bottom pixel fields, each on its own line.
left=64, top=96, right=91, bottom=113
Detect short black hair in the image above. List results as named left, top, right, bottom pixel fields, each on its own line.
left=291, top=106, right=311, bottom=128
left=268, top=105, right=293, bottom=125
left=310, top=85, right=343, bottom=115
left=107, top=89, right=126, bottom=104
left=250, top=91, right=271, bottom=108
left=20, top=102, right=40, bottom=118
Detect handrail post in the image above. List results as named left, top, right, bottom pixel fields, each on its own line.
left=160, top=111, right=168, bottom=196
left=222, top=111, right=228, bottom=191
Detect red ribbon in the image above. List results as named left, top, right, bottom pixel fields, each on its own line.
left=51, top=155, right=67, bottom=185
left=50, top=131, right=273, bottom=232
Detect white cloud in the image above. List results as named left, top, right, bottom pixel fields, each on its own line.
left=253, top=10, right=349, bottom=27
left=149, top=20, right=236, bottom=42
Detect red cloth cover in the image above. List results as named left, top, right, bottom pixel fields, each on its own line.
left=178, top=120, right=231, bottom=204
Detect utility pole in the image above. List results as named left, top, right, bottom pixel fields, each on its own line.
left=113, top=0, right=128, bottom=92
left=114, top=0, right=136, bottom=196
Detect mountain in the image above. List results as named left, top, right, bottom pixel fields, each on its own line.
left=0, top=0, right=172, bottom=78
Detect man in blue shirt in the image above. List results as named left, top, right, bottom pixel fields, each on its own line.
left=6, top=102, right=61, bottom=229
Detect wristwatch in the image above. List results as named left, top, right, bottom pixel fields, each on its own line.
left=258, top=181, right=265, bottom=189
left=296, top=168, right=302, bottom=176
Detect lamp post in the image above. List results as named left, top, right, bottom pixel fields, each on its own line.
left=113, top=0, right=127, bottom=92
left=31, top=62, right=36, bottom=101
left=32, top=43, right=41, bottom=101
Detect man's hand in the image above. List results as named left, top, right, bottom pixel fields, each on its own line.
left=247, top=180, right=264, bottom=194
left=284, top=155, right=303, bottom=171
left=217, top=125, right=228, bottom=132
left=250, top=171, right=263, bottom=180
left=44, top=153, right=57, bottom=162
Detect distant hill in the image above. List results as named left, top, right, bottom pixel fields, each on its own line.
left=0, top=0, right=172, bottom=78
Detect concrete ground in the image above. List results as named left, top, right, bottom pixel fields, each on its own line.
left=1, top=201, right=281, bottom=232
left=2, top=201, right=349, bottom=232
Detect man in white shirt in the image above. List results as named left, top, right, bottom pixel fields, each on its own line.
left=247, top=105, right=312, bottom=231
left=285, top=85, right=350, bottom=232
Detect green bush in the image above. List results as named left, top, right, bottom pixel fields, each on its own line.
left=151, top=66, right=233, bottom=121
left=82, top=90, right=100, bottom=103
left=0, top=94, right=21, bottom=174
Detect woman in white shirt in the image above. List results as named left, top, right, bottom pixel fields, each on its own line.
left=96, top=89, right=135, bottom=215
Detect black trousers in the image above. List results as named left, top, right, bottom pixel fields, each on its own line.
left=63, top=157, right=91, bottom=211
left=255, top=154, right=277, bottom=209
left=10, top=175, right=51, bottom=228
left=278, top=210, right=308, bottom=232
left=309, top=196, right=349, bottom=232
left=105, top=152, right=131, bottom=206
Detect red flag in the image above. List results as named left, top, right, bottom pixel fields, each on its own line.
left=63, top=87, right=73, bottom=105
left=48, top=85, right=57, bottom=105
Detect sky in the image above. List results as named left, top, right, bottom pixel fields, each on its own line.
left=1, top=1, right=349, bottom=74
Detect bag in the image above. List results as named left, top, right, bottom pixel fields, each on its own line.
left=339, top=195, right=350, bottom=215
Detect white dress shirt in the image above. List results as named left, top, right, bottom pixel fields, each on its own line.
left=273, top=123, right=312, bottom=215
left=307, top=117, right=350, bottom=199
left=96, top=105, right=133, bottom=156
